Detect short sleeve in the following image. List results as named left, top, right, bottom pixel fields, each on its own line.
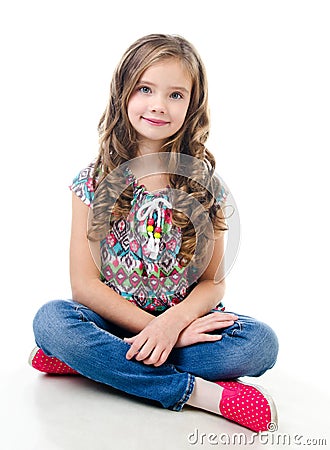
left=69, top=162, right=96, bottom=207
left=213, top=172, right=229, bottom=208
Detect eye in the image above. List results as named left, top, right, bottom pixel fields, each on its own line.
left=170, top=92, right=183, bottom=100
left=139, top=86, right=151, bottom=94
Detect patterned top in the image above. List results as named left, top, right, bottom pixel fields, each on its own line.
left=70, top=162, right=227, bottom=314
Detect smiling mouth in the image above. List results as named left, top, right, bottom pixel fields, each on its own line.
left=142, top=117, right=170, bottom=126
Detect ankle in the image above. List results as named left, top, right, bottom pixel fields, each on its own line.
left=186, top=377, right=224, bottom=415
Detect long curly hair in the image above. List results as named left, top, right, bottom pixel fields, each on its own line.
left=90, top=33, right=228, bottom=277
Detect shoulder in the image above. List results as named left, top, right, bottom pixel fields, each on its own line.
left=69, top=160, right=98, bottom=207
left=212, top=171, right=229, bottom=208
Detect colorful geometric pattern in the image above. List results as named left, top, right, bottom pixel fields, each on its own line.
left=70, top=162, right=226, bottom=313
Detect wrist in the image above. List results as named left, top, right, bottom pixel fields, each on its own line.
left=161, top=305, right=194, bottom=331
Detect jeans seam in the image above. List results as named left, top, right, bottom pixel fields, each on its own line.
left=74, top=305, right=87, bottom=322
left=90, top=322, right=127, bottom=345
left=231, top=319, right=243, bottom=336
left=170, top=373, right=195, bottom=412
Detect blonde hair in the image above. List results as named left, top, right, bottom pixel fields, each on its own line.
left=90, top=34, right=227, bottom=275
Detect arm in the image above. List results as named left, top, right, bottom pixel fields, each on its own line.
left=171, top=234, right=239, bottom=348
left=70, top=192, right=155, bottom=334
left=163, top=233, right=227, bottom=326
left=125, top=232, right=238, bottom=365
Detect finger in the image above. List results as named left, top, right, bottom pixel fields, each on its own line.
left=125, top=337, right=147, bottom=360
left=123, top=336, right=137, bottom=360
left=214, top=320, right=236, bottom=329
left=188, top=333, right=222, bottom=344
left=201, top=334, right=223, bottom=342
left=189, top=315, right=219, bottom=332
left=209, top=312, right=238, bottom=321
left=141, top=346, right=163, bottom=366
left=153, top=349, right=170, bottom=367
left=134, top=340, right=156, bottom=361
left=194, top=317, right=235, bottom=333
left=195, top=313, right=237, bottom=328
left=201, top=320, right=235, bottom=332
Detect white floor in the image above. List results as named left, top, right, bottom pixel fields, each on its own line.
left=1, top=347, right=329, bottom=450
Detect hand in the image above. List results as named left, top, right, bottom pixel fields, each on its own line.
left=124, top=315, right=181, bottom=367
left=175, top=312, right=238, bottom=348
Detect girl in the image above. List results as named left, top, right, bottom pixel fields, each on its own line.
left=29, top=34, right=279, bottom=433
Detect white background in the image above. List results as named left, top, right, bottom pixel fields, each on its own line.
left=0, top=0, right=329, bottom=445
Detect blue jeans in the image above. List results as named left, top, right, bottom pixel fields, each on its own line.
left=32, top=300, right=279, bottom=411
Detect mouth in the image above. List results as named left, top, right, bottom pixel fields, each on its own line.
left=142, top=117, right=170, bottom=126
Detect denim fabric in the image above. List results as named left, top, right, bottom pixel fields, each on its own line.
left=32, top=300, right=279, bottom=411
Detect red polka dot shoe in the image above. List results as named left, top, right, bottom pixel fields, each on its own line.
left=216, top=380, right=278, bottom=432
left=28, top=347, right=79, bottom=375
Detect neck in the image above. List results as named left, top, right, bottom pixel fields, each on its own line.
left=137, top=139, right=165, bottom=156
left=129, top=152, right=168, bottom=181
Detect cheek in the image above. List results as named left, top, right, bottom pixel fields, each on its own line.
left=127, top=95, right=144, bottom=118
left=127, top=105, right=134, bottom=124
left=174, top=104, right=190, bottom=126
left=127, top=100, right=135, bottom=122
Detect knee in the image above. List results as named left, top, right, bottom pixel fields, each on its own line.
left=252, top=320, right=279, bottom=376
left=33, top=300, right=73, bottom=350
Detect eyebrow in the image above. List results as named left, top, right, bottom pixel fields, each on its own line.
left=138, top=80, right=190, bottom=94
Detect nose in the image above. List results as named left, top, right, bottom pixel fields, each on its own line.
left=149, top=95, right=166, bottom=114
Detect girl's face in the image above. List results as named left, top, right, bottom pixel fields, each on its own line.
left=127, top=58, right=192, bottom=153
